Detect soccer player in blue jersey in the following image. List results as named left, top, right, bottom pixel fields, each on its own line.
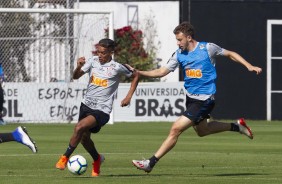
left=0, top=63, right=5, bottom=125
left=131, top=22, right=262, bottom=173
left=56, top=38, right=139, bottom=176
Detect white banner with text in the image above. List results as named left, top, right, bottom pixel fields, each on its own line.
left=3, top=82, right=185, bottom=123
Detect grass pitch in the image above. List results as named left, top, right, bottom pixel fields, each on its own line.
left=0, top=120, right=282, bottom=184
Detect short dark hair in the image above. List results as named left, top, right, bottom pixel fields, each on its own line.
left=173, top=22, right=195, bottom=38
left=98, top=38, right=116, bottom=51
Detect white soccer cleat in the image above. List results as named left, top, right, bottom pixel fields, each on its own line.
left=132, top=159, right=152, bottom=173
left=13, top=126, right=38, bottom=153
left=237, top=118, right=253, bottom=139
left=0, top=118, right=5, bottom=125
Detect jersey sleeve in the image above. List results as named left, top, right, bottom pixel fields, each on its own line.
left=81, top=57, right=94, bottom=73
left=207, top=43, right=225, bottom=56
left=164, top=52, right=179, bottom=72
left=118, top=63, right=133, bottom=77
left=206, top=43, right=225, bottom=65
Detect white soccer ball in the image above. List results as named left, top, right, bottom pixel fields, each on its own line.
left=67, top=155, right=88, bottom=175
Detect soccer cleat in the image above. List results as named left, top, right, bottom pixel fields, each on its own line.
left=132, top=159, right=152, bottom=173
left=237, top=118, right=253, bottom=139
left=56, top=155, right=69, bottom=170
left=12, top=126, right=37, bottom=153
left=0, top=117, right=6, bottom=125
left=92, top=154, right=105, bottom=177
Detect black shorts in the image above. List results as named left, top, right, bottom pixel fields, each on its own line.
left=78, top=103, right=110, bottom=133
left=182, top=96, right=215, bottom=125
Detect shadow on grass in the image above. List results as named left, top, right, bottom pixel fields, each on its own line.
left=104, top=174, right=165, bottom=177
left=213, top=173, right=268, bottom=177
left=66, top=173, right=268, bottom=179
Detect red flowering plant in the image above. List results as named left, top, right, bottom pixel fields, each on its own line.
left=93, top=26, right=160, bottom=82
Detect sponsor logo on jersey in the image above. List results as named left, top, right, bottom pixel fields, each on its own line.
left=91, top=75, right=108, bottom=87
left=106, top=66, right=116, bottom=76
left=199, top=44, right=205, bottom=49
left=185, top=69, right=202, bottom=78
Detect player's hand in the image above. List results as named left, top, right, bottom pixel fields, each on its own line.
left=77, top=57, right=86, bottom=68
left=249, top=66, right=262, bottom=75
left=120, top=97, right=131, bottom=107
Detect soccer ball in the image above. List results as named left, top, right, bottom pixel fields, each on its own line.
left=67, top=155, right=88, bottom=175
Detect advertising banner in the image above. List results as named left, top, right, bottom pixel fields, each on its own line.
left=113, top=82, right=186, bottom=122
left=3, top=82, right=185, bottom=123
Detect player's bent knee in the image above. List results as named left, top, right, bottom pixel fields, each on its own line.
left=196, top=130, right=209, bottom=137
left=169, top=128, right=183, bottom=137
left=74, top=123, right=87, bottom=134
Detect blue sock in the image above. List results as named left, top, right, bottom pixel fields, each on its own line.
left=12, top=129, right=22, bottom=142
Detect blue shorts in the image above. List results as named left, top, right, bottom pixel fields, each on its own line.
left=182, top=96, right=215, bottom=125
left=78, top=103, right=110, bottom=133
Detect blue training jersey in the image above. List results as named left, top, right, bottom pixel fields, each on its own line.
left=165, top=42, right=225, bottom=100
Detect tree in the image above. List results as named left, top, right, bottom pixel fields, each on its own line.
left=94, top=25, right=160, bottom=82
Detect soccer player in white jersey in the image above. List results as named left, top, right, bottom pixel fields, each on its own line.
left=56, top=38, right=139, bottom=176
left=131, top=22, right=262, bottom=173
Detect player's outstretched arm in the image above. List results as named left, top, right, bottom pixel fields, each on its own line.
left=138, top=66, right=170, bottom=78
left=73, top=57, right=86, bottom=79
left=223, top=50, right=262, bottom=75
left=120, top=70, right=139, bottom=107
left=124, top=64, right=170, bottom=78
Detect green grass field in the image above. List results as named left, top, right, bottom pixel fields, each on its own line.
left=0, top=120, right=282, bottom=184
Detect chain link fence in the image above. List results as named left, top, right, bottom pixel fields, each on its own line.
left=0, top=0, right=112, bottom=83
left=0, top=0, right=115, bottom=122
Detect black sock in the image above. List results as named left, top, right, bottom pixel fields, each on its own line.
left=149, top=155, right=159, bottom=168
left=64, top=144, right=76, bottom=158
left=88, top=149, right=99, bottom=161
left=0, top=133, right=15, bottom=143
left=230, top=123, right=240, bottom=132
left=81, top=140, right=99, bottom=161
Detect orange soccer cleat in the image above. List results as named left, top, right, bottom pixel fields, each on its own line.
left=56, top=155, right=69, bottom=170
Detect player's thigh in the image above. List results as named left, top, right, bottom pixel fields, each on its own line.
left=171, top=115, right=194, bottom=133
left=184, top=98, right=214, bottom=125
left=77, top=115, right=97, bottom=130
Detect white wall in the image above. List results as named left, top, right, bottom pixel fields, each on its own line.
left=78, top=1, right=179, bottom=82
